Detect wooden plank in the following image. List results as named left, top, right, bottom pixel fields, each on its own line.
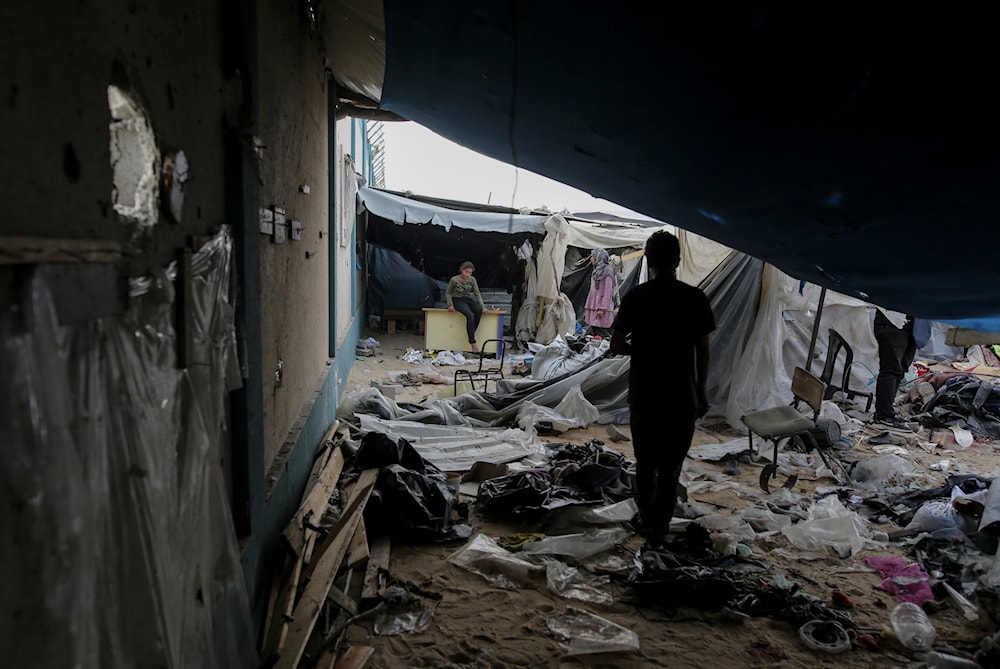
left=313, top=647, right=340, bottom=669
left=361, top=534, right=391, bottom=602
left=273, top=469, right=379, bottom=669
left=333, top=646, right=375, bottom=669
left=326, top=582, right=358, bottom=616
left=946, top=327, right=1000, bottom=347
left=258, top=551, right=291, bottom=658
left=259, top=529, right=318, bottom=661
left=0, top=237, right=123, bottom=265
left=283, top=427, right=344, bottom=557
left=346, top=519, right=369, bottom=569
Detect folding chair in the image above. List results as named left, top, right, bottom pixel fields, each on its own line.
left=454, top=339, right=506, bottom=394
left=819, top=328, right=874, bottom=412
left=741, top=366, right=848, bottom=492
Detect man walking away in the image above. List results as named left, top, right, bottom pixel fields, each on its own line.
left=610, top=230, right=715, bottom=547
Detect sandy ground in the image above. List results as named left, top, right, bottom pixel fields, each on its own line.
left=335, top=326, right=1000, bottom=668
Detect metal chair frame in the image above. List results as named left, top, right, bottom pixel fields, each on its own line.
left=741, top=366, right=848, bottom=491
left=819, top=328, right=874, bottom=412
left=454, top=339, right=506, bottom=394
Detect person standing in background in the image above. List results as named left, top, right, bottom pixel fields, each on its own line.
left=584, top=248, right=617, bottom=337
left=446, top=261, right=489, bottom=353
left=610, top=231, right=715, bottom=547
left=872, top=308, right=917, bottom=430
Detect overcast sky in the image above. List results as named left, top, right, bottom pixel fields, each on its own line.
left=381, top=121, right=654, bottom=218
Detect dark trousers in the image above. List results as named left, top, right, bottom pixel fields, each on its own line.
left=874, top=311, right=916, bottom=417
left=452, top=297, right=482, bottom=343
left=629, top=401, right=696, bottom=535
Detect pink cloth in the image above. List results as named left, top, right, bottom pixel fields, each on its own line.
left=863, top=556, right=934, bottom=604
left=585, top=277, right=615, bottom=327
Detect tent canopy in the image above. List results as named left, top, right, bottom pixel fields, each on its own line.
left=358, top=186, right=658, bottom=312
left=332, top=3, right=1000, bottom=332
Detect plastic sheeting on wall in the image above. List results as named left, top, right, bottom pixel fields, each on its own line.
left=1, top=227, right=254, bottom=668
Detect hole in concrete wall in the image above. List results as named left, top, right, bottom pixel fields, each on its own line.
left=108, top=85, right=160, bottom=231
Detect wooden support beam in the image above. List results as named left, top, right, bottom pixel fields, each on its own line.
left=946, top=327, right=1000, bottom=347
left=273, top=469, right=379, bottom=669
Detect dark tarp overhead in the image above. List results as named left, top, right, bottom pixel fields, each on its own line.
left=372, top=3, right=1000, bottom=332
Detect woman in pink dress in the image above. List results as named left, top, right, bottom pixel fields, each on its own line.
left=584, top=248, right=617, bottom=336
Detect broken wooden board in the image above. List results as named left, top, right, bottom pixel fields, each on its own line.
left=346, top=519, right=369, bottom=569
left=283, top=423, right=344, bottom=557
left=333, top=645, right=375, bottom=669
left=325, top=582, right=358, bottom=617
left=273, top=468, right=378, bottom=669
left=361, top=534, right=391, bottom=603
left=259, top=528, right=319, bottom=662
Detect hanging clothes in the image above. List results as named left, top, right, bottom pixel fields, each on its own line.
left=585, top=248, right=616, bottom=329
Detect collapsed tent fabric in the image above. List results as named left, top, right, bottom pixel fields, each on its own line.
left=333, top=3, right=1000, bottom=330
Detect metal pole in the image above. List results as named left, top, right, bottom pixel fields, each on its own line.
left=805, top=286, right=827, bottom=373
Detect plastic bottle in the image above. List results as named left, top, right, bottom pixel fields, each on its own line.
left=921, top=650, right=983, bottom=668
left=890, top=602, right=936, bottom=651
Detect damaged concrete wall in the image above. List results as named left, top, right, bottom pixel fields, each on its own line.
left=0, top=0, right=366, bottom=661
left=255, top=1, right=335, bottom=473
left=0, top=5, right=228, bottom=275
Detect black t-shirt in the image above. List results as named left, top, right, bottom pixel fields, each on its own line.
left=612, top=275, right=715, bottom=411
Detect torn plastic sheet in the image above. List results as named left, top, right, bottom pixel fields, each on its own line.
left=781, top=495, right=870, bottom=558
left=355, top=429, right=439, bottom=475
left=370, top=463, right=473, bottom=542
left=541, top=498, right=639, bottom=535
left=905, top=486, right=989, bottom=535
left=851, top=454, right=925, bottom=492
left=447, top=534, right=544, bottom=589
left=476, top=441, right=634, bottom=518
left=354, top=433, right=472, bottom=541
left=687, top=438, right=750, bottom=462
left=345, top=353, right=631, bottom=430
left=374, top=609, right=434, bottom=635
left=515, top=383, right=600, bottom=433
left=529, top=334, right=609, bottom=381
left=476, top=470, right=575, bottom=517
left=521, top=527, right=632, bottom=560
left=627, top=538, right=739, bottom=606
left=357, top=414, right=545, bottom=472
left=543, top=559, right=614, bottom=605
left=545, top=607, right=640, bottom=656
left=488, top=354, right=631, bottom=425
left=3, top=228, right=254, bottom=669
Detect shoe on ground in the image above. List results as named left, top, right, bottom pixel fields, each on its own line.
left=868, top=431, right=906, bottom=446
left=874, top=413, right=913, bottom=432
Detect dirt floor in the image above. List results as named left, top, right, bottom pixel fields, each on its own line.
left=334, top=326, right=1000, bottom=668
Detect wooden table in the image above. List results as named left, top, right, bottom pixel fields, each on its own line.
left=423, top=308, right=506, bottom=353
